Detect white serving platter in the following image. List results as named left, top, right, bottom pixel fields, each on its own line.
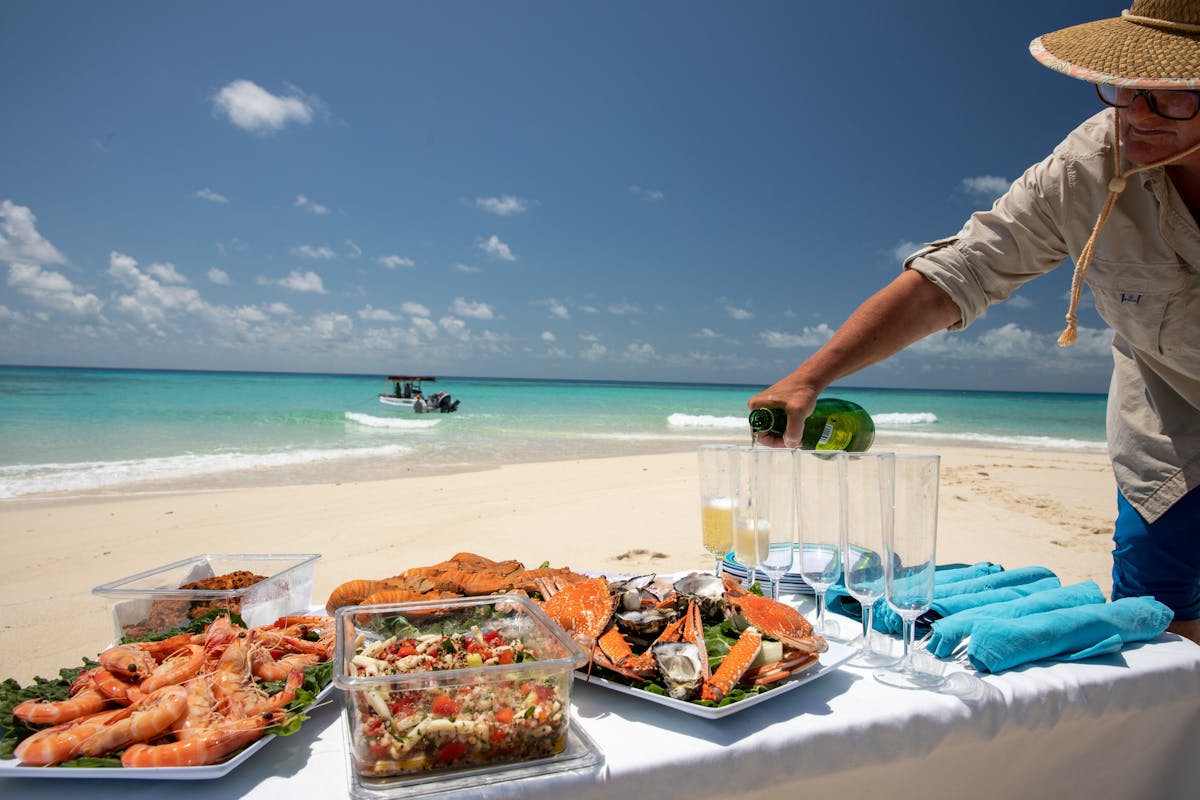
left=0, top=683, right=334, bottom=780
left=574, top=639, right=854, bottom=719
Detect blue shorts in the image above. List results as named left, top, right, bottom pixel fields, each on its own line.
left=1112, top=485, right=1200, bottom=621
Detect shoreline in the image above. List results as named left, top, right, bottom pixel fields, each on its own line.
left=0, top=441, right=1117, bottom=684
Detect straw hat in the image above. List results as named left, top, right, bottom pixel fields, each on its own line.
left=1030, top=1, right=1200, bottom=88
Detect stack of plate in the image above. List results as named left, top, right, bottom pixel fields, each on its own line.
left=721, top=547, right=814, bottom=595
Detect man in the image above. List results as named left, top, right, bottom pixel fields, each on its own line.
left=749, top=1, right=1200, bottom=644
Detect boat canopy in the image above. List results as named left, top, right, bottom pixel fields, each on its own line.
left=386, top=375, right=437, bottom=382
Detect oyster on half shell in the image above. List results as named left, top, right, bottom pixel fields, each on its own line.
left=651, top=641, right=705, bottom=700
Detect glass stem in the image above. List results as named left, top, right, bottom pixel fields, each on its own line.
left=714, top=554, right=723, bottom=577
left=901, top=617, right=916, bottom=669
left=860, top=603, right=874, bottom=652
left=814, top=591, right=826, bottom=636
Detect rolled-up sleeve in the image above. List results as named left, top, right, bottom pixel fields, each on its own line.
left=903, top=150, right=1075, bottom=331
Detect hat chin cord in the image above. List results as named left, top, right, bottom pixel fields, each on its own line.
left=1058, top=108, right=1200, bottom=346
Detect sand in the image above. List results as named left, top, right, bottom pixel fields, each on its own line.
left=0, top=441, right=1117, bottom=685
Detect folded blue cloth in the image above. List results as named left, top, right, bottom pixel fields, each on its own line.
left=827, top=562, right=1002, bottom=631
left=927, top=581, right=1107, bottom=658
left=966, top=596, right=1174, bottom=673
left=875, top=565, right=1060, bottom=635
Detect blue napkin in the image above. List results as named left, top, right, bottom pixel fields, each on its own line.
left=966, top=596, right=1174, bottom=673
left=827, top=562, right=1003, bottom=631
left=927, top=581, right=1107, bottom=658
left=874, top=565, right=1060, bottom=635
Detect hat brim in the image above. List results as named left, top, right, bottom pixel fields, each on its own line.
left=1031, top=16, right=1200, bottom=89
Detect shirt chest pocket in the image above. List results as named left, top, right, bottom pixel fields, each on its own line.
left=1086, top=258, right=1190, bottom=355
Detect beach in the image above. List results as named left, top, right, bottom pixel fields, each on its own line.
left=0, top=440, right=1116, bottom=685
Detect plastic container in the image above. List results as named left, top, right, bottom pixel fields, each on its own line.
left=92, top=553, right=320, bottom=639
left=333, top=594, right=589, bottom=789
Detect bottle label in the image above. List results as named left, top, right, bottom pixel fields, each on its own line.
left=818, top=422, right=834, bottom=447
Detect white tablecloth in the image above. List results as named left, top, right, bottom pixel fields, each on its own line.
left=4, top=623, right=1198, bottom=800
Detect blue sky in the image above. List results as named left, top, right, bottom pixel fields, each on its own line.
left=1, top=0, right=1120, bottom=392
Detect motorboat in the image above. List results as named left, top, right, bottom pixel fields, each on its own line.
left=378, top=375, right=460, bottom=413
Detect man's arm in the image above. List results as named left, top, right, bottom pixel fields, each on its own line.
left=748, top=269, right=962, bottom=446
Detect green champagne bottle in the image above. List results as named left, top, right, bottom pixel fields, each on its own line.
left=747, top=398, right=875, bottom=451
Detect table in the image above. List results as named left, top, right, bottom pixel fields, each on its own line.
left=4, top=620, right=1198, bottom=800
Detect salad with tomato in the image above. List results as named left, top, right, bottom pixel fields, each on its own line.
left=347, top=627, right=569, bottom=776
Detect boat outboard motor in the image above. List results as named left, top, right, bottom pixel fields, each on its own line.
left=449, top=399, right=460, bottom=412
left=438, top=393, right=454, bottom=412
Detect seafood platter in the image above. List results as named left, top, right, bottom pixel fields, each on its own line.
left=1, top=556, right=334, bottom=780
left=333, top=594, right=603, bottom=797
left=324, top=552, right=843, bottom=719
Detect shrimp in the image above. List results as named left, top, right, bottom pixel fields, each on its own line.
left=12, top=707, right=128, bottom=766
left=90, top=666, right=141, bottom=705
left=121, top=711, right=286, bottom=768
left=12, top=670, right=111, bottom=725
left=139, top=644, right=204, bottom=692
left=98, top=644, right=157, bottom=681
left=251, top=652, right=321, bottom=683
left=73, top=685, right=188, bottom=758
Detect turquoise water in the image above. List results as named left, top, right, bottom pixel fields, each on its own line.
left=0, top=366, right=1107, bottom=499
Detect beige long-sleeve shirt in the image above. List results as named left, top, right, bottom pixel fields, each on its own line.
left=906, top=110, right=1199, bottom=522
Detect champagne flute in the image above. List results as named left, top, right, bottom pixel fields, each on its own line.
left=794, top=449, right=846, bottom=639
left=843, top=452, right=899, bottom=667
left=733, top=446, right=767, bottom=589
left=874, top=454, right=947, bottom=690
left=697, top=445, right=737, bottom=577
left=753, top=447, right=796, bottom=601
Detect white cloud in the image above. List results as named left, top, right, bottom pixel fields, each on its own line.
left=207, top=267, right=231, bottom=285
left=549, top=301, right=570, bottom=320
left=277, top=270, right=327, bottom=294
left=624, top=342, right=656, bottom=361
left=311, top=311, right=353, bottom=339
left=630, top=184, right=664, bottom=201
left=453, top=262, right=480, bottom=273
left=0, top=200, right=67, bottom=265
left=291, top=244, right=336, bottom=260
left=695, top=328, right=719, bottom=338
left=541, top=331, right=556, bottom=342
left=582, top=342, right=608, bottom=360
left=475, top=195, right=528, bottom=216
left=412, top=316, right=438, bottom=337
left=725, top=305, right=754, bottom=320
left=608, top=302, right=640, bottom=315
left=379, top=254, right=414, bottom=269
left=439, top=316, right=470, bottom=341
left=760, top=324, right=836, bottom=348
left=196, top=188, right=228, bottom=204
left=345, top=240, right=362, bottom=258
left=358, top=305, right=401, bottom=322
left=891, top=240, right=921, bottom=262
left=147, top=262, right=189, bottom=284
left=401, top=301, right=430, bottom=317
left=478, top=235, right=516, bottom=261
left=212, top=80, right=315, bottom=134
left=106, top=251, right=205, bottom=330
left=294, top=195, right=330, bottom=215
left=7, top=262, right=103, bottom=317
left=451, top=297, right=495, bottom=320
left=961, top=175, right=1010, bottom=198
left=1007, top=294, right=1034, bottom=310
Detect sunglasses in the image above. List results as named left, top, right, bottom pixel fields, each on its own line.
left=1095, top=84, right=1200, bottom=121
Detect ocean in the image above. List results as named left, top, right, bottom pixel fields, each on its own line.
left=0, top=365, right=1108, bottom=500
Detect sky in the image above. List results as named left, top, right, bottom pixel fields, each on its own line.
left=0, top=0, right=1124, bottom=392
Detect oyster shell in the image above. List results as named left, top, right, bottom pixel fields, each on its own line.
left=614, top=608, right=675, bottom=640
left=609, top=574, right=661, bottom=612
left=651, top=641, right=705, bottom=700
left=672, top=572, right=726, bottom=620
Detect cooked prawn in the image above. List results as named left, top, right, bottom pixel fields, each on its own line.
left=121, top=711, right=285, bottom=768
left=12, top=670, right=111, bottom=725
left=98, top=643, right=157, bottom=681
left=12, top=707, right=128, bottom=766
left=73, top=685, right=188, bottom=758
left=138, top=644, right=204, bottom=692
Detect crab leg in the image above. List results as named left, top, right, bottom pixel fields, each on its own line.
left=701, top=626, right=762, bottom=703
